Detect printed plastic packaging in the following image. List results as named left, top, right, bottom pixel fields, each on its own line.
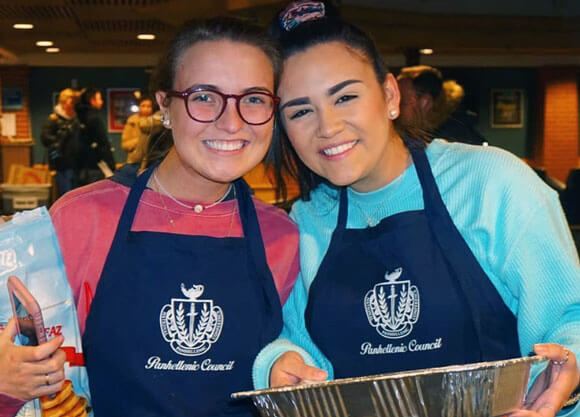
left=0, top=207, right=91, bottom=417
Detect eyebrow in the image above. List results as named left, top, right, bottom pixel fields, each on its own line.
left=280, top=79, right=363, bottom=111
left=185, top=84, right=273, bottom=94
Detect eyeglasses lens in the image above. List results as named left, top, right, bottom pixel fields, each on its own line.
left=187, top=91, right=275, bottom=124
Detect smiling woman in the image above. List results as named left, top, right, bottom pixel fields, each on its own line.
left=253, top=1, right=580, bottom=416
left=0, top=17, right=303, bottom=417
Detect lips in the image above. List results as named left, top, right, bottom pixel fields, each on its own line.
left=203, top=139, right=248, bottom=151
left=320, top=140, right=358, bottom=157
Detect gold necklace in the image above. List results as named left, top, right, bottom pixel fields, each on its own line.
left=152, top=178, right=238, bottom=237
left=350, top=175, right=405, bottom=227
left=152, top=169, right=232, bottom=213
left=351, top=153, right=412, bottom=227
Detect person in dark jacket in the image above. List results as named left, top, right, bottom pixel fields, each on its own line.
left=397, top=65, right=486, bottom=146
left=40, top=88, right=81, bottom=195
left=75, top=87, right=116, bottom=185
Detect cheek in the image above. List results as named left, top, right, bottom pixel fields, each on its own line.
left=255, top=124, right=274, bottom=145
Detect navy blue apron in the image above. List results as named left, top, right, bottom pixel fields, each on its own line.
left=83, top=166, right=282, bottom=417
left=305, top=148, right=520, bottom=378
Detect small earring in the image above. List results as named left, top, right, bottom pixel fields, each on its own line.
left=389, top=109, right=398, bottom=119
left=162, top=113, right=171, bottom=128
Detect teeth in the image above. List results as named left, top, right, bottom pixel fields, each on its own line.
left=204, top=140, right=246, bottom=151
left=322, top=141, right=357, bottom=156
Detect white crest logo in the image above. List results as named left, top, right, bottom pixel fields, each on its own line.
left=160, top=283, right=224, bottom=356
left=364, top=268, right=420, bottom=339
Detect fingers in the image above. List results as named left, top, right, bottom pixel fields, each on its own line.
left=0, top=349, right=66, bottom=400
left=33, top=380, right=65, bottom=399
left=534, top=343, right=569, bottom=363
left=18, top=335, right=64, bottom=363
left=523, top=344, right=580, bottom=415
left=509, top=403, right=560, bottom=417
left=2, top=318, right=18, bottom=341
left=270, top=351, right=327, bottom=388
left=23, top=347, right=67, bottom=377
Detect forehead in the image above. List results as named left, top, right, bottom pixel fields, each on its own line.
left=279, top=41, right=375, bottom=95
left=174, top=40, right=274, bottom=91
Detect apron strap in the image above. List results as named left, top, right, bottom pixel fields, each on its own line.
left=234, top=179, right=282, bottom=340
left=111, top=162, right=157, bottom=244
left=410, top=148, right=490, bottom=359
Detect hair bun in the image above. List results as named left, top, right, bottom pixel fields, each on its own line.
left=279, top=1, right=326, bottom=31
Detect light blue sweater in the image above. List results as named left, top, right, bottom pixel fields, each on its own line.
left=253, top=140, right=580, bottom=414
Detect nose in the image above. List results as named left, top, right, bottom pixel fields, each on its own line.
left=215, top=97, right=245, bottom=133
left=316, top=107, right=344, bottom=138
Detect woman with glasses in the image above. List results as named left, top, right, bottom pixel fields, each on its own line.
left=0, top=17, right=299, bottom=417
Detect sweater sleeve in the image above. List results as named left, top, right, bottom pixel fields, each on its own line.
left=496, top=189, right=580, bottom=401
left=440, top=145, right=580, bottom=414
left=252, top=272, right=334, bottom=389
left=431, top=143, right=580, bottom=370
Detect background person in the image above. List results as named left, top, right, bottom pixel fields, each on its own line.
left=75, top=87, right=116, bottom=185
left=40, top=88, right=81, bottom=196
left=397, top=65, right=486, bottom=145
left=253, top=2, right=580, bottom=416
left=121, top=95, right=155, bottom=164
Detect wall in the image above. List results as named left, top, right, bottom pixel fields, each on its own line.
left=29, top=67, right=151, bottom=165
left=442, top=67, right=538, bottom=157
left=0, top=66, right=32, bottom=140
left=539, top=68, right=579, bottom=181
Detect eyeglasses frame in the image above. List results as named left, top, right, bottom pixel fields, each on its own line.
left=165, top=87, right=281, bottom=126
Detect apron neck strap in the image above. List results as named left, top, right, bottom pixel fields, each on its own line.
left=337, top=187, right=349, bottom=231
left=115, top=162, right=157, bottom=238
left=410, top=147, right=445, bottom=214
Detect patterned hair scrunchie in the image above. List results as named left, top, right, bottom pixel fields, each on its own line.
left=280, top=1, right=326, bottom=31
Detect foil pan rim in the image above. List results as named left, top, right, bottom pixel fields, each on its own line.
left=232, top=355, right=547, bottom=399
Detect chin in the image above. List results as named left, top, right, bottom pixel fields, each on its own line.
left=205, top=167, right=250, bottom=184
left=321, top=169, right=362, bottom=188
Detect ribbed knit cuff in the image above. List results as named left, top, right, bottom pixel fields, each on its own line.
left=252, top=338, right=316, bottom=390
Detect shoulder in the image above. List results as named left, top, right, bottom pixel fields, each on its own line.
left=290, top=184, right=339, bottom=226
left=48, top=113, right=59, bottom=121
left=50, top=180, right=129, bottom=223
left=426, top=140, right=561, bottom=242
left=252, top=197, right=298, bottom=238
left=125, top=114, right=139, bottom=125
left=427, top=140, right=552, bottom=200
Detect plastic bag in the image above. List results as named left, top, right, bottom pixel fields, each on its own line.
left=0, top=207, right=91, bottom=417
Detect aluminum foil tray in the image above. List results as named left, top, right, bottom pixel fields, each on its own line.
left=233, top=356, right=546, bottom=417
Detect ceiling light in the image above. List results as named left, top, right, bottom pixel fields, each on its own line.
left=137, top=34, right=156, bottom=40
left=13, top=23, right=34, bottom=30
left=36, top=40, right=54, bottom=47
left=46, top=47, right=60, bottom=53
left=419, top=48, right=434, bottom=55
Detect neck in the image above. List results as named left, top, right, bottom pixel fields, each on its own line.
left=155, top=148, right=231, bottom=203
left=350, top=133, right=412, bottom=193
